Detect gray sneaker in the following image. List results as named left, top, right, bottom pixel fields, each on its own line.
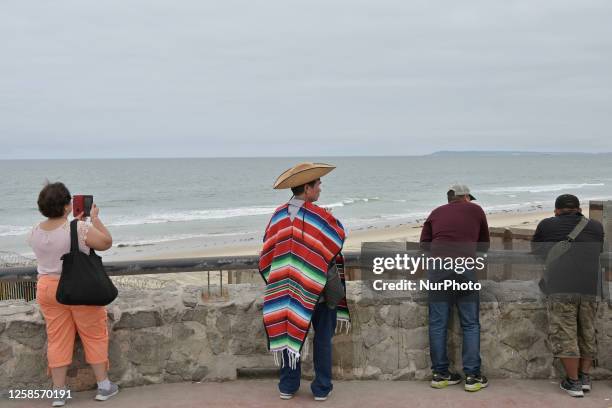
left=560, top=377, right=584, bottom=398
left=579, top=372, right=592, bottom=392
left=95, top=382, right=119, bottom=401
left=51, top=395, right=67, bottom=407
left=51, top=388, right=69, bottom=407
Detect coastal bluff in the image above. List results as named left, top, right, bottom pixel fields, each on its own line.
left=2, top=281, right=612, bottom=392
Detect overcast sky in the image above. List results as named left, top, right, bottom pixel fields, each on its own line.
left=1, top=0, right=611, bottom=159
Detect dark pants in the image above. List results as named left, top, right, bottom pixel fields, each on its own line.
left=279, top=302, right=337, bottom=397
left=428, top=298, right=481, bottom=375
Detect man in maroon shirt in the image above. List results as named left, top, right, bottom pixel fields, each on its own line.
left=420, top=184, right=490, bottom=392
left=422, top=188, right=489, bottom=247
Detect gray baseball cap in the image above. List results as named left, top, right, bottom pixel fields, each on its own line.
left=448, top=183, right=476, bottom=201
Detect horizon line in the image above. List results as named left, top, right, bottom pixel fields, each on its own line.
left=2, top=150, right=612, bottom=161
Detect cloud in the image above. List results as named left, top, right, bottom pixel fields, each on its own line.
left=1, top=0, right=611, bottom=158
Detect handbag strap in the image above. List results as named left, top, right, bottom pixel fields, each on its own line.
left=69, top=219, right=79, bottom=253
left=69, top=219, right=99, bottom=256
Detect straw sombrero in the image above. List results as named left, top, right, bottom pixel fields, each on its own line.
left=273, top=162, right=336, bottom=189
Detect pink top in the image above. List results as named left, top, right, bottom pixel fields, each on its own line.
left=27, top=220, right=91, bottom=275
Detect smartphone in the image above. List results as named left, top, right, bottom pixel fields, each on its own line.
left=73, top=195, right=94, bottom=217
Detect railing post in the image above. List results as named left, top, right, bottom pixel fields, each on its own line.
left=502, top=228, right=514, bottom=280
left=603, top=201, right=612, bottom=253
left=590, top=200, right=612, bottom=281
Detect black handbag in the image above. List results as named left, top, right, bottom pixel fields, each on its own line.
left=56, top=219, right=118, bottom=306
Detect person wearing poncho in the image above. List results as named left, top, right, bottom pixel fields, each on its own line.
left=259, top=162, right=350, bottom=401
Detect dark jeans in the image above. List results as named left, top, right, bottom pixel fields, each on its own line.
left=428, top=297, right=481, bottom=376
left=279, top=302, right=337, bottom=397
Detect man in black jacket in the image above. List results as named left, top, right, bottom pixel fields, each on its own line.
left=532, top=194, right=604, bottom=398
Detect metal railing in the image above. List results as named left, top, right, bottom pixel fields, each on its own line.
left=1, top=250, right=611, bottom=301
left=0, top=281, right=36, bottom=302
left=0, top=253, right=361, bottom=301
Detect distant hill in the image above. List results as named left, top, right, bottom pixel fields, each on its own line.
left=428, top=150, right=610, bottom=156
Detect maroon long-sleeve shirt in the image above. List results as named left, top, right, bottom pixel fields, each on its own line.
left=420, top=201, right=490, bottom=254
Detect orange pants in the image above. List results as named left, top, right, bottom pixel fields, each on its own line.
left=36, top=275, right=109, bottom=374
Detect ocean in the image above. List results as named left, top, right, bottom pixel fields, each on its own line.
left=1, top=154, right=611, bottom=259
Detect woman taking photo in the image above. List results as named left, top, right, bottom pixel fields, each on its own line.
left=28, top=182, right=117, bottom=407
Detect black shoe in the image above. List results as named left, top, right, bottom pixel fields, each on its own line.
left=464, top=374, right=488, bottom=392
left=578, top=372, right=592, bottom=392
left=560, top=377, right=584, bottom=397
left=279, top=392, right=294, bottom=400
left=430, top=372, right=462, bottom=389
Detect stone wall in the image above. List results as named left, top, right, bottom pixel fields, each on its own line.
left=1, top=280, right=612, bottom=392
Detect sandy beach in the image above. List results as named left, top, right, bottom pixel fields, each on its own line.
left=107, top=207, right=567, bottom=262
left=106, top=207, right=563, bottom=288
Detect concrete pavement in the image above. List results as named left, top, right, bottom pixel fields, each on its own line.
left=4, top=379, right=612, bottom=408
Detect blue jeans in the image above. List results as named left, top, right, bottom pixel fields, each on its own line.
left=428, top=298, right=481, bottom=375
left=279, top=302, right=337, bottom=397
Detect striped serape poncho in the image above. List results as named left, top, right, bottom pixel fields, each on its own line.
left=259, top=201, right=350, bottom=368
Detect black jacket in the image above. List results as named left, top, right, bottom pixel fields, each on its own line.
left=531, top=213, right=604, bottom=296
